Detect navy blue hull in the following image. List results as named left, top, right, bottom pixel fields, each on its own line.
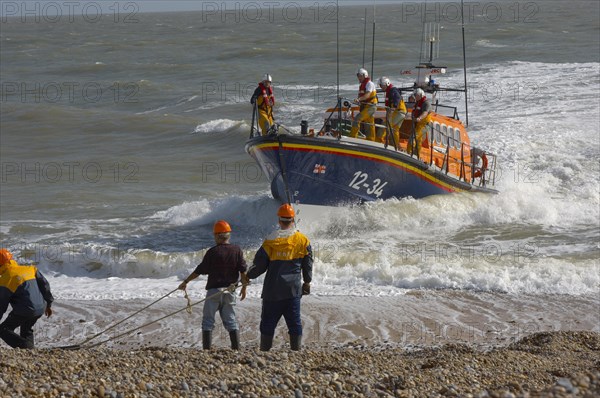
left=246, top=135, right=495, bottom=206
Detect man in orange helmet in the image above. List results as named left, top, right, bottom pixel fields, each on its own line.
left=178, top=220, right=248, bottom=350
left=245, top=203, right=313, bottom=351
left=0, top=248, right=54, bottom=349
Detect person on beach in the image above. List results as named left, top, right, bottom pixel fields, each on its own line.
left=350, top=68, right=378, bottom=141
left=251, top=74, right=275, bottom=135
left=408, top=88, right=432, bottom=156
left=0, top=248, right=54, bottom=349
left=378, top=76, right=407, bottom=146
left=244, top=204, right=313, bottom=351
left=178, top=221, right=248, bottom=350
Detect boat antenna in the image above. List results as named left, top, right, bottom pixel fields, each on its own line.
left=427, top=24, right=440, bottom=63
left=418, top=16, right=426, bottom=64
left=336, top=0, right=340, bottom=123
left=362, top=8, right=367, bottom=68
left=370, top=1, right=376, bottom=77
left=461, top=0, right=469, bottom=126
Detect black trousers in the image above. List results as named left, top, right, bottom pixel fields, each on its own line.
left=0, top=312, right=42, bottom=349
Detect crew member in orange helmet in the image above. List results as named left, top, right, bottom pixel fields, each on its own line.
left=178, top=221, right=248, bottom=350
left=244, top=204, right=313, bottom=351
left=0, top=249, right=54, bottom=349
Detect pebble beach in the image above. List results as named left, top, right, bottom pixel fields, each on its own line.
left=1, top=331, right=599, bottom=397
left=2, top=293, right=599, bottom=397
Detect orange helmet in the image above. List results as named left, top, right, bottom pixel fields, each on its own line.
left=213, top=220, right=232, bottom=234
left=277, top=204, right=295, bottom=220
left=0, top=248, right=13, bottom=266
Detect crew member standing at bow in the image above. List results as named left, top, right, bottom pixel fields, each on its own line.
left=378, top=76, right=407, bottom=146
left=0, top=249, right=54, bottom=349
left=244, top=204, right=313, bottom=351
left=252, top=74, right=275, bottom=135
left=350, top=68, right=378, bottom=141
left=178, top=221, right=248, bottom=350
left=409, top=88, right=432, bottom=156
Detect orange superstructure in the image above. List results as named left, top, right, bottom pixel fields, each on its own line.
left=323, top=100, right=495, bottom=187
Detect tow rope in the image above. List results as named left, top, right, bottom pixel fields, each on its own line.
left=59, top=283, right=241, bottom=350
left=183, top=288, right=193, bottom=314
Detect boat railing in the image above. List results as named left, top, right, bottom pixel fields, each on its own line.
left=404, top=102, right=459, bottom=120
left=418, top=123, right=496, bottom=187
left=249, top=101, right=260, bottom=139
left=317, top=97, right=382, bottom=138
left=434, top=102, right=460, bottom=120
left=317, top=97, right=347, bottom=137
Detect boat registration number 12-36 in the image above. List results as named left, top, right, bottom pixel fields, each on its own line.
left=348, top=171, right=388, bottom=198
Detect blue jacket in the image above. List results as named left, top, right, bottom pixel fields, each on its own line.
left=0, top=261, right=54, bottom=318
left=248, top=228, right=313, bottom=301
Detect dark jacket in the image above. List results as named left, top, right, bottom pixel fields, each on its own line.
left=385, top=85, right=402, bottom=109
left=193, top=244, right=247, bottom=290
left=247, top=228, right=313, bottom=301
left=0, top=261, right=54, bottom=318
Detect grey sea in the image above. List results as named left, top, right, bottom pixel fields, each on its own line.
left=0, top=1, right=599, bottom=347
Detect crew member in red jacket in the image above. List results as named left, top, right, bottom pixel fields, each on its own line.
left=350, top=68, right=378, bottom=141
left=409, top=88, right=432, bottom=155
left=252, top=74, right=275, bottom=135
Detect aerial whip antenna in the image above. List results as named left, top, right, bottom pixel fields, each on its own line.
left=370, top=1, right=376, bottom=77
left=461, top=0, right=469, bottom=126
left=336, top=0, right=339, bottom=98
left=336, top=0, right=341, bottom=128
left=362, top=8, right=367, bottom=68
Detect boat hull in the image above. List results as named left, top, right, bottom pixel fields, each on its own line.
left=246, top=134, right=496, bottom=206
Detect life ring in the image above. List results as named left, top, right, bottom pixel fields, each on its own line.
left=473, top=152, right=488, bottom=178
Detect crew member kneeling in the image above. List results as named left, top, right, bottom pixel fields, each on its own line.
left=0, top=249, right=54, bottom=349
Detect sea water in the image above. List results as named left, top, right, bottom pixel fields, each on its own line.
left=1, top=2, right=598, bottom=304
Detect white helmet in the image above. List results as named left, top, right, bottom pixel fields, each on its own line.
left=263, top=73, right=272, bottom=83
left=356, top=68, right=368, bottom=78
left=414, top=88, right=425, bottom=98
left=378, top=77, right=390, bottom=87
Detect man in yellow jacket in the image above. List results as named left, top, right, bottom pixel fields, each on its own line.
left=0, top=248, right=54, bottom=349
left=245, top=204, right=313, bottom=351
